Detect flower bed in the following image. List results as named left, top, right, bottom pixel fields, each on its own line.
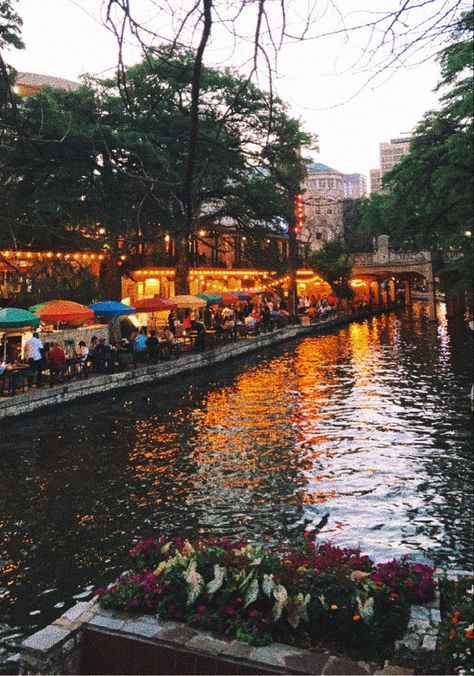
left=436, top=574, right=474, bottom=675
left=96, top=534, right=436, bottom=662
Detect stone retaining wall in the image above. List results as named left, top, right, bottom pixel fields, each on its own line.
left=0, top=315, right=358, bottom=421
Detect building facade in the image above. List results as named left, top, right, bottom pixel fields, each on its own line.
left=370, top=136, right=411, bottom=193
left=301, top=163, right=344, bottom=251
left=342, top=173, right=367, bottom=199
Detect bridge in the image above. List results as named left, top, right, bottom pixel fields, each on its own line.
left=350, top=235, right=463, bottom=321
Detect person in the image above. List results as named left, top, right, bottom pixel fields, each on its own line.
left=167, top=311, right=176, bottom=334
left=146, top=330, right=161, bottom=363
left=190, top=319, right=206, bottom=351
left=182, top=311, right=192, bottom=332
left=0, top=334, right=13, bottom=364
left=159, top=327, right=180, bottom=359
left=76, top=340, right=89, bottom=378
left=24, top=332, right=44, bottom=387
left=133, top=326, right=148, bottom=366
left=48, top=342, right=67, bottom=386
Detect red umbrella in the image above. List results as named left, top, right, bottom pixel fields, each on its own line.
left=134, top=297, right=177, bottom=312
left=36, top=300, right=94, bottom=323
left=213, top=291, right=239, bottom=304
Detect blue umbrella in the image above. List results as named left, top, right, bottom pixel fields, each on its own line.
left=230, top=291, right=252, bottom=301
left=89, top=301, right=136, bottom=317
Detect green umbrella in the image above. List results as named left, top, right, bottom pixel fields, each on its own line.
left=0, top=307, right=40, bottom=329
left=196, top=292, right=223, bottom=305
left=0, top=307, right=40, bottom=361
left=28, top=303, right=46, bottom=313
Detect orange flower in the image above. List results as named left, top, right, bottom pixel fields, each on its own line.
left=389, top=592, right=398, bottom=600
left=466, top=628, right=473, bottom=639
left=452, top=616, right=459, bottom=624
left=352, top=614, right=361, bottom=621
left=330, top=604, right=338, bottom=610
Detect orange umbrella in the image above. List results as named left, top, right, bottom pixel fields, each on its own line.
left=36, top=300, right=95, bottom=323
left=134, top=297, right=177, bottom=312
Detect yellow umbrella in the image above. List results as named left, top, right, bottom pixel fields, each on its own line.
left=170, top=295, right=206, bottom=309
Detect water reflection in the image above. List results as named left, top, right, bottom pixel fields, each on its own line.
left=0, top=304, right=472, bottom=647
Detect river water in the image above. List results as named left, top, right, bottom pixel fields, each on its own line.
left=0, top=303, right=472, bottom=656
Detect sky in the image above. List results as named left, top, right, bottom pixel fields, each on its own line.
left=7, top=0, right=460, bottom=184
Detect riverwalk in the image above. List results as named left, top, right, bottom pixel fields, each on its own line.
left=0, top=311, right=371, bottom=420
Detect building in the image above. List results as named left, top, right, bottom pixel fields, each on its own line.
left=13, top=72, right=80, bottom=97
left=370, top=169, right=382, bottom=195
left=342, top=173, right=367, bottom=199
left=370, top=136, right=411, bottom=193
left=301, top=162, right=344, bottom=251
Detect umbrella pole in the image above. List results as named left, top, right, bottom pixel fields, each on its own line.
left=3, top=336, right=6, bottom=362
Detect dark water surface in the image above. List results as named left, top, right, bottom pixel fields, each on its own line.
left=0, top=304, right=472, bottom=651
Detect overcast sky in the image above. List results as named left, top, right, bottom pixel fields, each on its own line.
left=8, top=0, right=462, bottom=183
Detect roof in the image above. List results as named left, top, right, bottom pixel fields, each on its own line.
left=307, top=162, right=342, bottom=175
left=16, top=72, right=80, bottom=91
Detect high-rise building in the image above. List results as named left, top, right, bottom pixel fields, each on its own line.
left=342, top=173, right=367, bottom=199
left=301, top=163, right=344, bottom=250
left=370, top=136, right=411, bottom=193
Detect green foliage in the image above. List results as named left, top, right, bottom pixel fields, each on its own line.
left=0, top=0, right=24, bottom=50
left=437, top=575, right=474, bottom=675
left=361, top=10, right=473, bottom=298
left=342, top=198, right=373, bottom=253
left=6, top=258, right=103, bottom=307
left=96, top=534, right=438, bottom=661
left=0, top=50, right=310, bottom=288
left=307, top=239, right=354, bottom=300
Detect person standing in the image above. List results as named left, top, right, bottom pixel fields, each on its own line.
left=24, top=332, right=44, bottom=387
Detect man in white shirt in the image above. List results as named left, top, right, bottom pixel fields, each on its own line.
left=24, top=332, right=44, bottom=386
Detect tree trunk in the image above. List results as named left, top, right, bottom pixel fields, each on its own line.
left=101, top=255, right=122, bottom=300
left=174, top=237, right=190, bottom=294
left=287, top=222, right=298, bottom=316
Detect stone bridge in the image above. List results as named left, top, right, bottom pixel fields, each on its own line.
left=350, top=235, right=462, bottom=321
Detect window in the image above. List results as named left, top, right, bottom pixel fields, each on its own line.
left=327, top=208, right=332, bottom=214
left=328, top=178, right=334, bottom=188
left=318, top=179, right=327, bottom=188
left=315, top=232, right=322, bottom=240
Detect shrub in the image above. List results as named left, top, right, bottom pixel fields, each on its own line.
left=96, top=533, right=437, bottom=659
left=437, top=575, right=474, bottom=675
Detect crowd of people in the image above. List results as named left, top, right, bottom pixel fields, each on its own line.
left=1, top=291, right=376, bottom=397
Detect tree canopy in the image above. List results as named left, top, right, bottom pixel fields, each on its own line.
left=0, top=51, right=310, bottom=291
left=307, top=239, right=354, bottom=302
left=361, top=9, right=473, bottom=298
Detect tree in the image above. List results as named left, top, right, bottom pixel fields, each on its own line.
left=342, top=198, right=373, bottom=253
left=307, top=239, right=354, bottom=303
left=361, top=9, right=473, bottom=300
left=5, top=258, right=103, bottom=307
left=0, top=52, right=310, bottom=292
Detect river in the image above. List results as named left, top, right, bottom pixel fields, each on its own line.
left=0, top=303, right=472, bottom=659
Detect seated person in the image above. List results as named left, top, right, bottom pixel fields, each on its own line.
left=76, top=340, right=90, bottom=378
left=48, top=342, right=67, bottom=385
left=244, top=314, right=258, bottom=333
left=158, top=327, right=179, bottom=359
left=190, top=319, right=206, bottom=351
left=146, top=330, right=161, bottom=363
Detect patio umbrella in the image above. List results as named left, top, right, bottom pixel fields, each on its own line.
left=28, top=303, right=46, bottom=313
left=196, top=293, right=223, bottom=305
left=35, top=300, right=94, bottom=323
left=134, top=297, right=177, bottom=313
left=0, top=307, right=40, bottom=360
left=170, top=295, right=206, bottom=310
left=212, top=291, right=239, bottom=304
left=90, top=301, right=137, bottom=317
left=230, top=291, right=253, bottom=301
